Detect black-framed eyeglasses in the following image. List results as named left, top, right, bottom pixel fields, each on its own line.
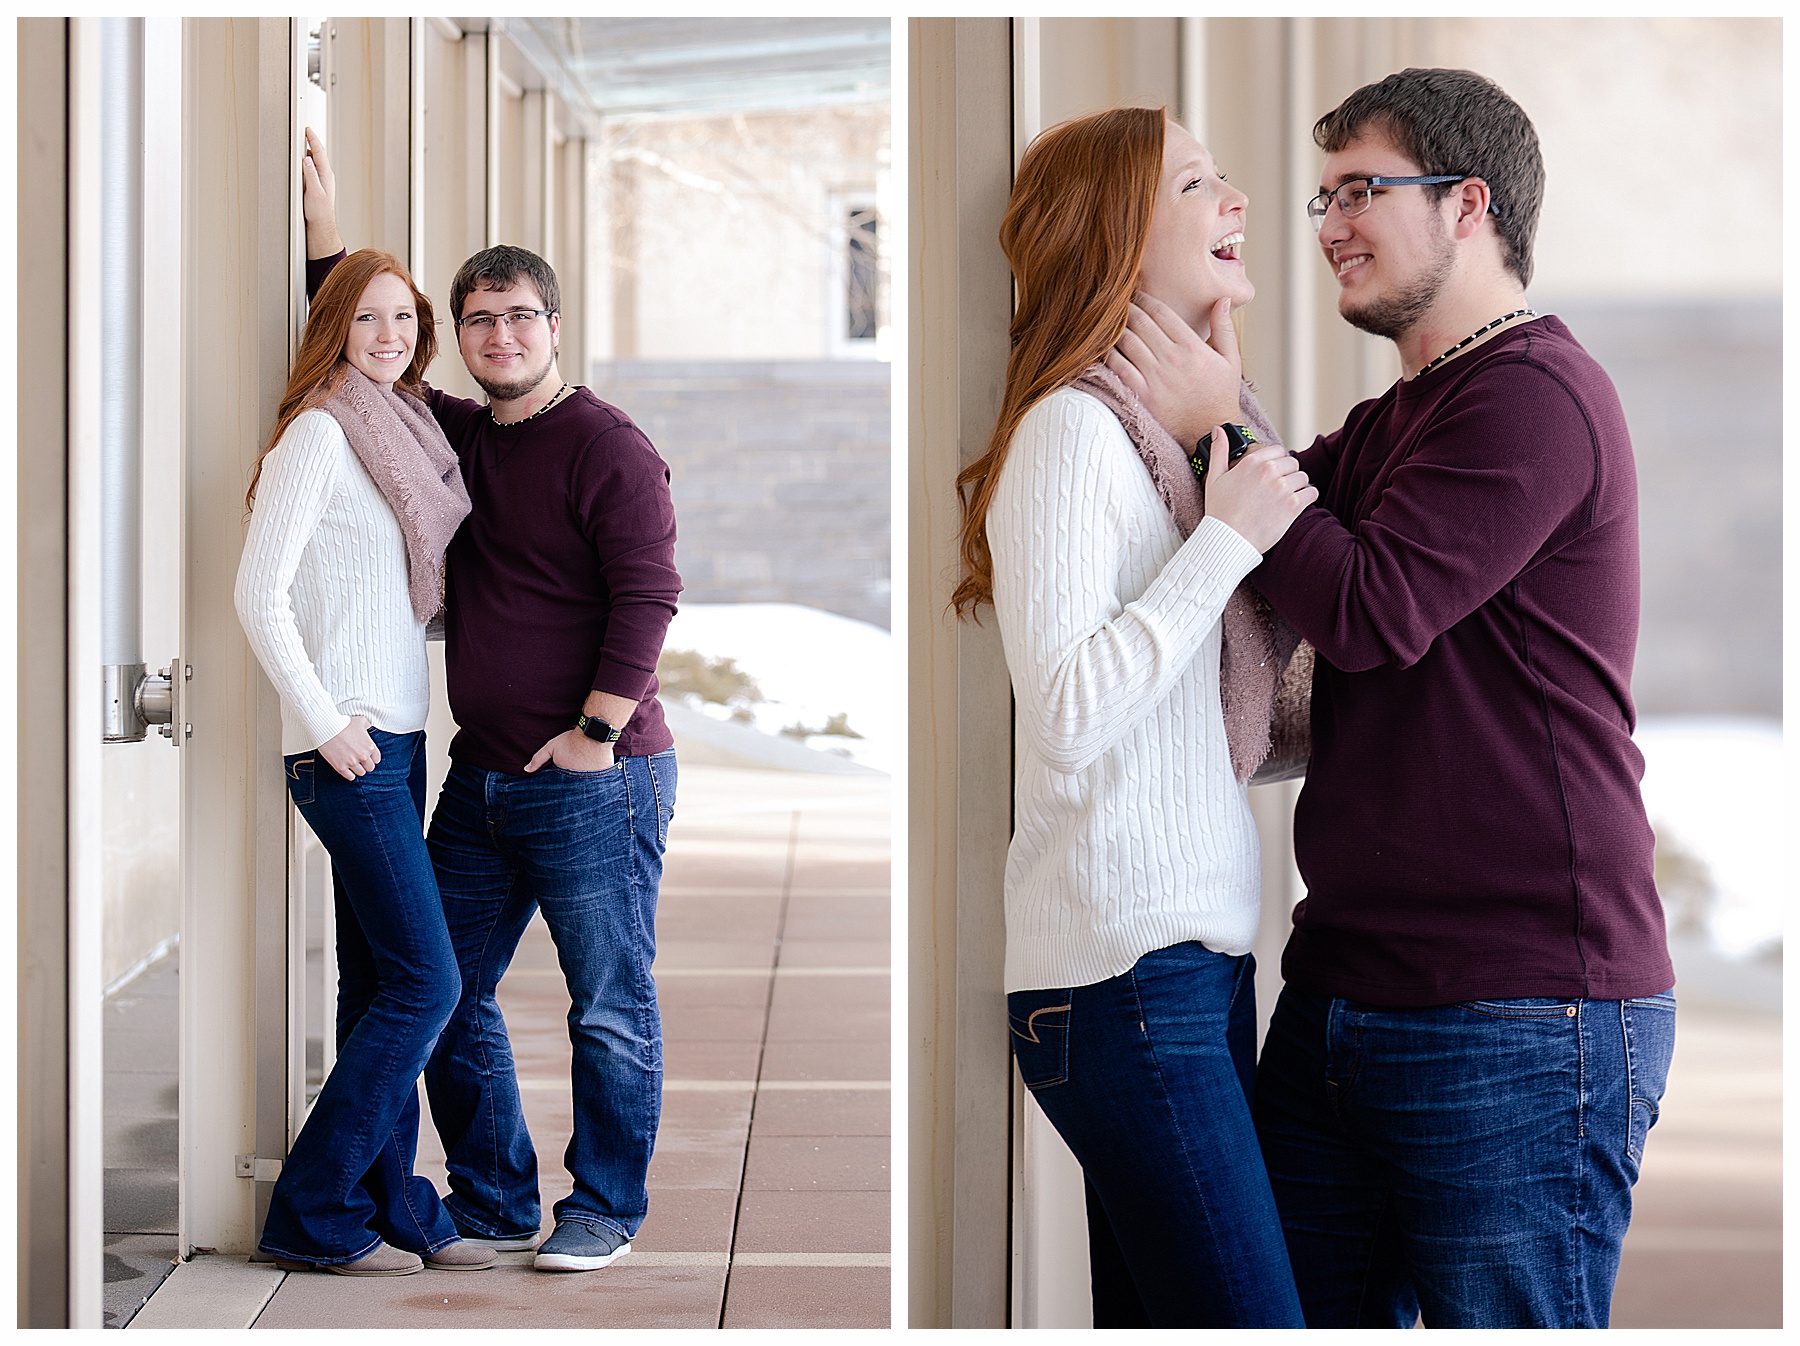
left=1306, top=175, right=1498, bottom=231
left=456, top=308, right=557, bottom=333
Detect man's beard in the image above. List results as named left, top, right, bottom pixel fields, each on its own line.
left=1340, top=227, right=1456, bottom=342
left=469, top=348, right=557, bottom=403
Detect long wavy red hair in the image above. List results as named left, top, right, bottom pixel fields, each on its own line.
left=246, top=248, right=438, bottom=509
left=952, top=106, right=1166, bottom=618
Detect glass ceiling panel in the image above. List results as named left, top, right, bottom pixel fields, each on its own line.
left=504, top=18, right=890, bottom=122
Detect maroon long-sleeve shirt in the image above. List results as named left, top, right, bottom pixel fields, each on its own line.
left=1252, top=316, right=1673, bottom=1005
left=308, top=254, right=680, bottom=771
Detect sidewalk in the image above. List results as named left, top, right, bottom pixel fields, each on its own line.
left=130, top=757, right=890, bottom=1329
left=1611, top=999, right=1781, bottom=1327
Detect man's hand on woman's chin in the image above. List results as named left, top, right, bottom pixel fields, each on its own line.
left=1104, top=293, right=1243, bottom=447
left=523, top=729, right=616, bottom=775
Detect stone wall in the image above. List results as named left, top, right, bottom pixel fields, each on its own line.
left=591, top=359, right=891, bottom=629
left=1541, top=297, right=1780, bottom=718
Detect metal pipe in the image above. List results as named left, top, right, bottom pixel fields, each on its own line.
left=100, top=18, right=148, bottom=740
left=100, top=18, right=142, bottom=671
left=99, top=18, right=174, bottom=743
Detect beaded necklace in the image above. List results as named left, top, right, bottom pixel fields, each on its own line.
left=492, top=381, right=571, bottom=427
left=1412, top=308, right=1537, bottom=380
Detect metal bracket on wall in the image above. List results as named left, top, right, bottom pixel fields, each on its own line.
left=234, top=1154, right=283, bottom=1183
left=109, top=659, right=190, bottom=744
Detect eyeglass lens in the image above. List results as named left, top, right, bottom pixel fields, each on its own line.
left=1309, top=181, right=1373, bottom=230
left=463, top=310, right=546, bottom=332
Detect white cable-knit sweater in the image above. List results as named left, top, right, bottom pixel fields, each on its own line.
left=234, top=408, right=431, bottom=755
left=989, top=388, right=1267, bottom=992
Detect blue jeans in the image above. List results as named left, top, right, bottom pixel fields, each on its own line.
left=1007, top=943, right=1305, bottom=1327
left=423, top=750, right=676, bottom=1243
left=259, top=729, right=462, bottom=1264
left=1254, top=985, right=1678, bottom=1328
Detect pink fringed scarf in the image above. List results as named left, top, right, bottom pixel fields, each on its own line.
left=322, top=365, right=471, bottom=624
left=1071, top=365, right=1305, bottom=782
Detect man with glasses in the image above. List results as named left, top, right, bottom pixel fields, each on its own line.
left=1122, top=71, right=1673, bottom=1327
left=300, top=130, right=680, bottom=1275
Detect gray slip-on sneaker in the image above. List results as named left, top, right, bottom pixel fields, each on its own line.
left=532, top=1218, right=632, bottom=1272
left=272, top=1241, right=423, bottom=1277
left=423, top=1239, right=501, bottom=1271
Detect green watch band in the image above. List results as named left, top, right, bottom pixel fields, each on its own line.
left=1190, top=421, right=1258, bottom=479
left=576, top=714, right=623, bottom=744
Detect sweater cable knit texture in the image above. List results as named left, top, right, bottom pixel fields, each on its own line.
left=235, top=408, right=431, bottom=754
left=990, top=389, right=1267, bottom=993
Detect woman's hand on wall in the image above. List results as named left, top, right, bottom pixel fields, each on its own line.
left=1106, top=295, right=1241, bottom=448
left=1203, top=440, right=1317, bottom=553
left=301, top=126, right=345, bottom=260
left=318, top=714, right=380, bottom=780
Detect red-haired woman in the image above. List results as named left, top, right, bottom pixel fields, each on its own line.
left=234, top=250, right=491, bottom=1277
left=955, top=108, right=1313, bottom=1325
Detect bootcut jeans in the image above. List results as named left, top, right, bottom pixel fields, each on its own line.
left=1006, top=941, right=1305, bottom=1327
left=258, top=728, right=463, bottom=1265
left=1254, top=984, right=1678, bottom=1327
left=423, top=749, right=676, bottom=1245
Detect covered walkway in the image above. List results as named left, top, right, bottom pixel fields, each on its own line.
left=120, top=754, right=890, bottom=1330
left=20, top=16, right=890, bottom=1325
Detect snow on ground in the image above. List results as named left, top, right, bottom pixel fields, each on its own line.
left=1634, top=716, right=1783, bottom=959
left=661, top=603, right=893, bottom=775
left=655, top=614, right=1780, bottom=955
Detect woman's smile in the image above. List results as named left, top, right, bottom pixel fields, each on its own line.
left=342, top=270, right=419, bottom=384
left=1137, top=120, right=1255, bottom=330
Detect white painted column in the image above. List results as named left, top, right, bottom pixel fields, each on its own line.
left=179, top=16, right=296, bottom=1258
left=0, top=9, right=20, bottom=1305
left=1002, top=14, right=1093, bottom=1331
left=1010, top=18, right=1041, bottom=165
left=66, top=17, right=106, bottom=1327
left=1283, top=18, right=1318, bottom=448
left=409, top=18, right=426, bottom=276
left=540, top=91, right=556, bottom=262
left=1179, top=17, right=1207, bottom=140
left=908, top=17, right=1016, bottom=1327
left=484, top=27, right=500, bottom=247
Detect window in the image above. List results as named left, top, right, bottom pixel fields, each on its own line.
left=829, top=190, right=884, bottom=359
left=846, top=201, right=879, bottom=341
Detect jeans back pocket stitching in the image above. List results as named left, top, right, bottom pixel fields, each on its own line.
left=1011, top=1003, right=1071, bottom=1044
left=649, top=756, right=675, bottom=847
left=1621, top=997, right=1672, bottom=1162
left=286, top=757, right=315, bottom=805
left=1008, top=992, right=1072, bottom=1089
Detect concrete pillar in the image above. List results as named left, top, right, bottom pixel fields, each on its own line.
left=17, top=15, right=73, bottom=1328
left=65, top=18, right=106, bottom=1323
left=419, top=18, right=486, bottom=399
left=907, top=16, right=1016, bottom=1330
left=322, top=17, right=414, bottom=263
left=555, top=130, right=587, bottom=383
left=178, top=15, right=295, bottom=1257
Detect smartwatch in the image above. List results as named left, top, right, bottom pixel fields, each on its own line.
left=576, top=714, right=623, bottom=744
left=1190, top=422, right=1257, bottom=480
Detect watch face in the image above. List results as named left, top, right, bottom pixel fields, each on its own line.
left=580, top=716, right=616, bottom=742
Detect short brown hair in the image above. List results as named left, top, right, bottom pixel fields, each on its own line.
left=1314, top=68, right=1544, bottom=288
left=450, top=244, right=561, bottom=323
